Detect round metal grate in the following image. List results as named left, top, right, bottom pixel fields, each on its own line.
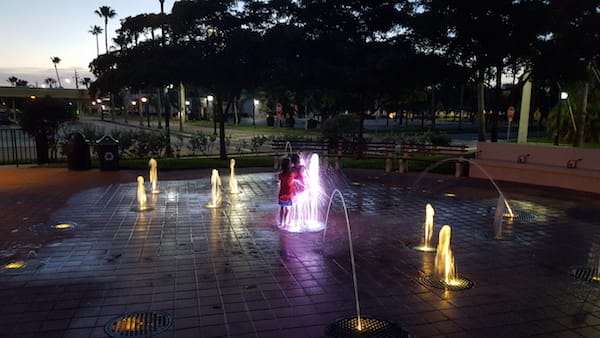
left=30, top=221, right=78, bottom=233
left=407, top=242, right=436, bottom=253
left=1, top=259, right=44, bottom=274
left=325, top=315, right=409, bottom=338
left=131, top=205, right=154, bottom=212
left=503, top=210, right=537, bottom=223
left=569, top=266, right=600, bottom=283
left=105, top=312, right=172, bottom=337
left=420, top=275, right=474, bottom=291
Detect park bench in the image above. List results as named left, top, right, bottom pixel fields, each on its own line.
left=333, top=141, right=397, bottom=172
left=471, top=142, right=600, bottom=194
left=271, top=139, right=331, bottom=169
left=397, top=143, right=470, bottom=175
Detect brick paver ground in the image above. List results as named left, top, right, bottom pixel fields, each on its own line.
left=1, top=165, right=600, bottom=338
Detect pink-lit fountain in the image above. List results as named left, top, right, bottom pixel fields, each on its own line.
left=285, top=153, right=326, bottom=232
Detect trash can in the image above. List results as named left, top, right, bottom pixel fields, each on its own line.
left=96, top=135, right=120, bottom=171
left=65, top=132, right=91, bottom=170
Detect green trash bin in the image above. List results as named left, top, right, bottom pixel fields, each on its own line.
left=96, top=135, right=120, bottom=171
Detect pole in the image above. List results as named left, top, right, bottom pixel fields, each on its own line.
left=213, top=99, right=217, bottom=135
left=164, top=87, right=172, bottom=156
left=147, top=102, right=150, bottom=127
left=252, top=101, right=256, bottom=126
left=554, top=100, right=561, bottom=146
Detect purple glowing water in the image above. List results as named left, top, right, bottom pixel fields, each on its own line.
left=286, top=153, right=327, bottom=232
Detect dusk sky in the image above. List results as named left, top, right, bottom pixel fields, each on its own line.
left=0, top=0, right=176, bottom=88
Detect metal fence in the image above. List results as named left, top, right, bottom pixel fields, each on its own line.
left=0, top=128, right=37, bottom=166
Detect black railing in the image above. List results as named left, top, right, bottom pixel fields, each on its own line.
left=0, top=128, right=37, bottom=166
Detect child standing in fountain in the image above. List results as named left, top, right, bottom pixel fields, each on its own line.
left=278, top=158, right=294, bottom=228
left=291, top=153, right=306, bottom=193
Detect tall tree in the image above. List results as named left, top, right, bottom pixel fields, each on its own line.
left=51, top=57, right=62, bottom=88
left=7, top=76, right=18, bottom=86
left=89, top=25, right=103, bottom=56
left=95, top=6, right=117, bottom=54
left=44, top=77, right=57, bottom=88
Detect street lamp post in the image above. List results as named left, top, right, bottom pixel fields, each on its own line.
left=164, top=85, right=172, bottom=157
left=208, top=95, right=216, bottom=135
left=141, top=97, right=149, bottom=127
left=554, top=91, right=568, bottom=146
left=252, top=99, right=259, bottom=126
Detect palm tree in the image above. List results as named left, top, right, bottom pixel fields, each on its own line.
left=44, top=77, right=57, bottom=88
left=50, top=57, right=62, bottom=87
left=95, top=6, right=117, bottom=54
left=80, top=77, right=92, bottom=89
left=89, top=25, right=103, bottom=56
left=7, top=76, right=18, bottom=86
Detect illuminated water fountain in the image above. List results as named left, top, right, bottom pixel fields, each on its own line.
left=413, top=157, right=518, bottom=238
left=421, top=225, right=473, bottom=290
left=410, top=204, right=437, bottom=252
left=132, top=176, right=153, bottom=211
left=228, top=159, right=239, bottom=194
left=286, top=153, right=326, bottom=232
left=148, top=158, right=160, bottom=194
left=323, top=189, right=408, bottom=337
left=206, top=169, right=222, bottom=208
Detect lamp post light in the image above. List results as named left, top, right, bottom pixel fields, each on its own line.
left=252, top=99, right=259, bottom=126
left=554, top=91, right=568, bottom=145
left=164, top=85, right=173, bottom=156
left=208, top=95, right=216, bottom=135
left=141, top=97, right=149, bottom=127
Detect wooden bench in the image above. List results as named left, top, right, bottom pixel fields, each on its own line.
left=397, top=143, right=470, bottom=176
left=471, top=142, right=600, bottom=194
left=271, top=139, right=331, bottom=169
left=333, top=141, right=397, bottom=172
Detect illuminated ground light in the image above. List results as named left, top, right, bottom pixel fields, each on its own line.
left=131, top=205, right=154, bottom=212
left=351, top=182, right=361, bottom=186
left=105, top=312, right=172, bottom=338
left=3, top=261, right=26, bottom=270
left=569, top=266, right=600, bottom=283
left=444, top=193, right=457, bottom=197
left=30, top=221, right=78, bottom=233
left=1, top=260, right=44, bottom=274
left=408, top=243, right=437, bottom=253
left=325, top=315, right=409, bottom=338
left=501, top=210, right=537, bottom=223
left=420, top=275, right=474, bottom=291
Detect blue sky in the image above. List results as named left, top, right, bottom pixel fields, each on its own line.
left=0, top=0, right=176, bottom=88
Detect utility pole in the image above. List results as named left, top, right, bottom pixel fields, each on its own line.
left=73, top=69, right=79, bottom=89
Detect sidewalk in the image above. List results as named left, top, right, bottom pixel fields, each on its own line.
left=1, top=166, right=600, bottom=337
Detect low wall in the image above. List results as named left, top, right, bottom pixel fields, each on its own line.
left=470, top=142, right=600, bottom=194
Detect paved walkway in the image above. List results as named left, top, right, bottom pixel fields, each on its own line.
left=1, top=166, right=600, bottom=338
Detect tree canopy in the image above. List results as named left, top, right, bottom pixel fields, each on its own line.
left=90, top=0, right=600, bottom=146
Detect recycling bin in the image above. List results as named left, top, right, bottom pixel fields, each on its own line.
left=96, top=135, right=120, bottom=171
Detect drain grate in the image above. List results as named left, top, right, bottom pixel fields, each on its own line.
left=503, top=210, right=536, bottom=223
left=569, top=266, right=600, bottom=283
left=420, top=275, right=474, bottom=291
left=1, top=259, right=44, bottom=274
left=30, top=221, right=78, bottom=233
left=105, top=312, right=172, bottom=337
left=407, top=243, right=436, bottom=253
left=325, top=315, right=409, bottom=338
